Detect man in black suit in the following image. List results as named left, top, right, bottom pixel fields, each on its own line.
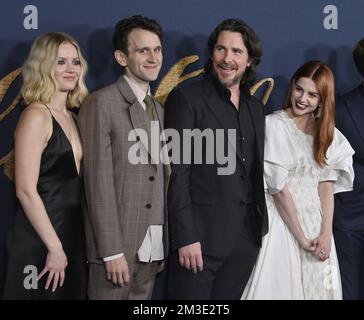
left=164, top=18, right=268, bottom=299
left=334, top=38, right=364, bottom=300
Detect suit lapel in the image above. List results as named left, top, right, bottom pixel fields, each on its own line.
left=246, top=99, right=264, bottom=163
left=153, top=97, right=172, bottom=177
left=202, top=79, right=246, bottom=165
left=116, top=76, right=154, bottom=161
left=344, top=86, right=364, bottom=146
left=202, top=79, right=235, bottom=130
left=153, top=97, right=164, bottom=129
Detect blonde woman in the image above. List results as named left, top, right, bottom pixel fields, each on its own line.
left=3, top=32, right=88, bottom=299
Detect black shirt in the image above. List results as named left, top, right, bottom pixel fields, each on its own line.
left=209, top=74, right=257, bottom=202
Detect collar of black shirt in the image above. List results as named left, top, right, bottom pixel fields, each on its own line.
left=205, top=72, right=251, bottom=103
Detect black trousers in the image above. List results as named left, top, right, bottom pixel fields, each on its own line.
left=168, top=205, right=260, bottom=300
left=334, top=229, right=364, bottom=300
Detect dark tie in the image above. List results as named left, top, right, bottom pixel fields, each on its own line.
left=143, top=94, right=155, bottom=121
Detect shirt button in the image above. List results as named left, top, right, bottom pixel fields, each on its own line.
left=149, top=176, right=155, bottom=182
left=146, top=204, right=152, bottom=209
left=242, top=158, right=246, bottom=162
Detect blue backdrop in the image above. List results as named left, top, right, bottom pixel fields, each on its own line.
left=1, top=0, right=363, bottom=297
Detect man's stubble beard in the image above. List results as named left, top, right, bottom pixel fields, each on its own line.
left=212, top=68, right=244, bottom=89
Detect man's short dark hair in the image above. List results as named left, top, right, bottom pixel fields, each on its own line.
left=112, top=15, right=163, bottom=54
left=353, top=38, right=364, bottom=78
left=205, top=18, right=262, bottom=86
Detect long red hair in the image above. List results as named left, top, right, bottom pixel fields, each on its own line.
left=283, top=61, right=335, bottom=167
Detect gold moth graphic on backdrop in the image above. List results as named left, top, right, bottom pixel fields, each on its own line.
left=0, top=56, right=274, bottom=181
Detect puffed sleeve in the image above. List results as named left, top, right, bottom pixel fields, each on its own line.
left=320, top=128, right=355, bottom=194
left=264, top=113, right=296, bottom=194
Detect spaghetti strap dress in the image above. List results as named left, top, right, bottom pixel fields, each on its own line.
left=3, top=108, right=87, bottom=300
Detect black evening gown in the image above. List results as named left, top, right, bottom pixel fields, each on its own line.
left=3, top=114, right=87, bottom=299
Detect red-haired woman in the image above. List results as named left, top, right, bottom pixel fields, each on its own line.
left=242, top=61, right=354, bottom=300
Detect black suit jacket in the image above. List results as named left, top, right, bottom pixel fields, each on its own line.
left=334, top=84, right=364, bottom=230
left=164, top=76, right=268, bottom=258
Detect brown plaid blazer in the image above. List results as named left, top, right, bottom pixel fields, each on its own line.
left=78, top=76, right=170, bottom=268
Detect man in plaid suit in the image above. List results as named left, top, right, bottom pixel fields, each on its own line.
left=78, top=15, right=170, bottom=300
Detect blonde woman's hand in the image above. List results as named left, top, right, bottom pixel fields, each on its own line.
left=38, top=246, right=68, bottom=292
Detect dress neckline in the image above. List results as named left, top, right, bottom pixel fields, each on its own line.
left=279, top=109, right=314, bottom=141
left=52, top=117, right=81, bottom=176
left=43, top=104, right=81, bottom=176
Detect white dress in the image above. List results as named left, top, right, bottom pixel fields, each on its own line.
left=242, top=110, right=354, bottom=300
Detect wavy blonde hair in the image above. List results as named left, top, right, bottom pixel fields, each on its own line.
left=21, top=32, right=88, bottom=108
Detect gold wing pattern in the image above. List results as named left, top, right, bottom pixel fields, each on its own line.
left=0, top=68, right=22, bottom=121
left=1, top=57, right=274, bottom=182
left=0, top=68, right=22, bottom=181
left=154, top=55, right=274, bottom=106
